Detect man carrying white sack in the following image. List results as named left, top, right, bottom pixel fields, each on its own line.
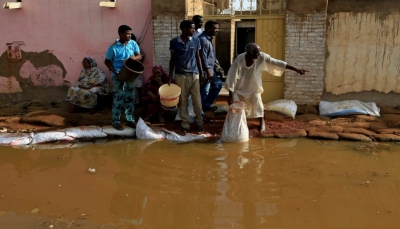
left=225, top=43, right=308, bottom=132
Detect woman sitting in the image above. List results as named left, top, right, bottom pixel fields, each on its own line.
left=141, top=65, right=175, bottom=123
left=66, top=57, right=109, bottom=113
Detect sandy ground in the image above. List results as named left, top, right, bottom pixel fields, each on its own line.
left=2, top=100, right=400, bottom=142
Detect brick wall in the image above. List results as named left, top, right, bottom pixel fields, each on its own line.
left=284, top=11, right=327, bottom=105
left=152, top=13, right=185, bottom=75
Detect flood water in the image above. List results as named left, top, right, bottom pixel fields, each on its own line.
left=1, top=138, right=400, bottom=229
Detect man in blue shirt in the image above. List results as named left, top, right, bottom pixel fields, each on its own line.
left=169, top=20, right=204, bottom=135
left=198, top=20, right=222, bottom=121
left=105, top=25, right=142, bottom=130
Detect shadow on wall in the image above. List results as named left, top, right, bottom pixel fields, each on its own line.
left=0, top=46, right=70, bottom=103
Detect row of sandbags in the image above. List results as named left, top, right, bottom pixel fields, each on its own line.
left=0, top=125, right=134, bottom=146
left=0, top=118, right=214, bottom=146
left=264, top=99, right=381, bottom=119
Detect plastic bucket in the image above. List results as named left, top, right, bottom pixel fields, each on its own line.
left=159, top=84, right=181, bottom=110
left=119, top=59, right=144, bottom=82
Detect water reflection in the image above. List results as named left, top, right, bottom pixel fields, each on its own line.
left=1, top=139, right=400, bottom=228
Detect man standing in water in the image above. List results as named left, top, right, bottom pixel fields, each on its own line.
left=225, top=43, right=308, bottom=131
left=105, top=25, right=142, bottom=130
left=198, top=20, right=222, bottom=120
left=169, top=20, right=204, bottom=135
left=192, top=15, right=204, bottom=37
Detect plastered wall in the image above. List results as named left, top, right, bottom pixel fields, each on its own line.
left=0, top=0, right=152, bottom=103
left=323, top=0, right=400, bottom=106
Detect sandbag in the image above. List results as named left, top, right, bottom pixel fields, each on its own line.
left=264, top=99, right=297, bottom=119
left=102, top=126, right=136, bottom=137
left=31, top=131, right=75, bottom=144
left=319, top=100, right=380, bottom=117
left=376, top=128, right=400, bottom=135
left=307, top=130, right=339, bottom=140
left=0, top=133, right=33, bottom=145
left=136, top=118, right=165, bottom=140
left=372, top=134, right=400, bottom=142
left=337, top=133, right=372, bottom=142
left=343, top=128, right=376, bottom=136
left=65, top=126, right=107, bottom=139
left=163, top=129, right=212, bottom=143
left=175, top=95, right=196, bottom=123
left=221, top=102, right=249, bottom=142
left=20, top=111, right=82, bottom=126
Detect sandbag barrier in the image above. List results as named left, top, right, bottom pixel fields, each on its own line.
left=0, top=119, right=214, bottom=146
left=3, top=99, right=400, bottom=146
left=0, top=125, right=135, bottom=146
left=3, top=118, right=400, bottom=146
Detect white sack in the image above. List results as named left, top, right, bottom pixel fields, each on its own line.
left=136, top=118, right=165, bottom=140
left=163, top=129, right=212, bottom=143
left=102, top=126, right=136, bottom=137
left=31, top=131, right=74, bottom=144
left=175, top=95, right=196, bottom=123
left=65, top=126, right=107, bottom=139
left=319, top=100, right=380, bottom=117
left=0, top=133, right=33, bottom=146
left=220, top=101, right=249, bottom=142
left=264, top=99, right=297, bottom=119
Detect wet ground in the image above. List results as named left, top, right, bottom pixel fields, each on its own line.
left=1, top=138, right=400, bottom=228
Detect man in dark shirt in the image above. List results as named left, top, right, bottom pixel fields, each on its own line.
left=169, top=20, right=204, bottom=135
left=198, top=20, right=222, bottom=119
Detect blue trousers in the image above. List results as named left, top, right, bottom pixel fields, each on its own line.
left=112, top=76, right=135, bottom=125
left=200, top=74, right=222, bottom=109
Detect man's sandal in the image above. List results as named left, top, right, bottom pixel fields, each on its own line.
left=126, top=121, right=136, bottom=128
left=112, top=123, right=124, bottom=131
left=180, top=127, right=189, bottom=136
left=197, top=125, right=205, bottom=134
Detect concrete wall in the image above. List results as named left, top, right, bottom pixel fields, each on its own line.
left=0, top=0, right=152, bottom=103
left=284, top=0, right=328, bottom=105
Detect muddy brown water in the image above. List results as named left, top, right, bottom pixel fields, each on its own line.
left=1, top=138, right=400, bottom=229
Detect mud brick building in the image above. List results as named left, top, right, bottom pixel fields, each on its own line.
left=1, top=0, right=399, bottom=107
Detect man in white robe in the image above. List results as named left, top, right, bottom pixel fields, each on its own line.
left=225, top=43, right=307, bottom=131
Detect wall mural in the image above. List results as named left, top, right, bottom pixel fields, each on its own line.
left=325, top=12, right=400, bottom=95
left=0, top=42, right=69, bottom=94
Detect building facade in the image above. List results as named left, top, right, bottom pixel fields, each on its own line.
left=1, top=0, right=400, bottom=107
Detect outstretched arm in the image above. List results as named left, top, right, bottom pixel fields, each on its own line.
left=286, top=64, right=309, bottom=75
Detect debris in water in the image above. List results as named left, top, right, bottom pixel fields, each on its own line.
left=30, top=208, right=40, bottom=214
left=58, top=154, right=69, bottom=159
left=356, top=143, right=378, bottom=155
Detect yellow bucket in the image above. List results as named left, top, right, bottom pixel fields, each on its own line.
left=158, top=84, right=181, bottom=110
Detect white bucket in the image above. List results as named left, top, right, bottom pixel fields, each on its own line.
left=158, top=84, right=181, bottom=110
